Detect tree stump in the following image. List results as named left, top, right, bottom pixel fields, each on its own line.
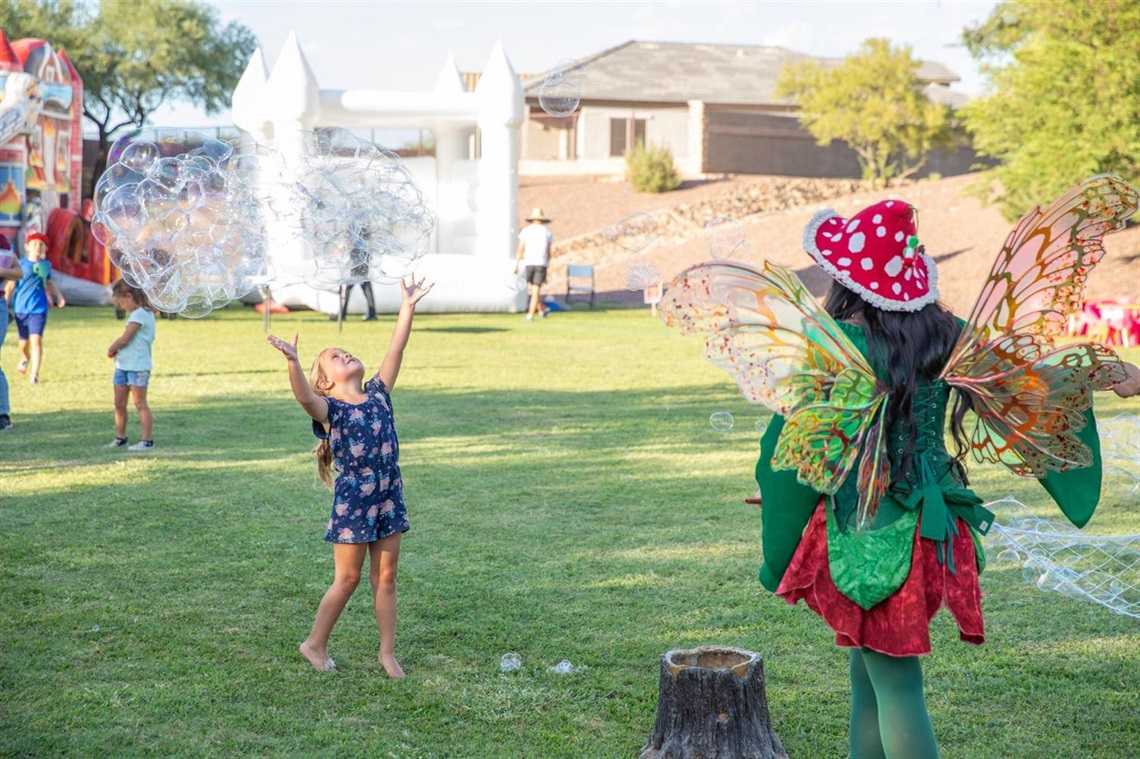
left=641, top=646, right=787, bottom=759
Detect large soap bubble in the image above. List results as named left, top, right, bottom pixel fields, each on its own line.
left=603, top=212, right=658, bottom=253
left=704, top=216, right=747, bottom=260
left=538, top=59, right=586, bottom=118
left=93, top=127, right=435, bottom=317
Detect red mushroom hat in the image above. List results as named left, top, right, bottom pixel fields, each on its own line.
left=803, top=199, right=939, bottom=312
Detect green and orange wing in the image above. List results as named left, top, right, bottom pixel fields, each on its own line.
left=942, top=175, right=1137, bottom=476
left=661, top=260, right=889, bottom=528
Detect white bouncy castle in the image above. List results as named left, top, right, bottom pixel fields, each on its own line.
left=230, top=32, right=527, bottom=314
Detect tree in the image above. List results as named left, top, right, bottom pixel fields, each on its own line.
left=776, top=38, right=956, bottom=189
left=960, top=0, right=1140, bottom=220
left=0, top=0, right=258, bottom=193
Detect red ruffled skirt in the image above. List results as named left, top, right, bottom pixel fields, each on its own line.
left=776, top=503, right=985, bottom=657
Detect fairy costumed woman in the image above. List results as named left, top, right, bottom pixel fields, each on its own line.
left=660, top=176, right=1140, bottom=758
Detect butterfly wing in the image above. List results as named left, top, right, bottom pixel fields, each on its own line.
left=942, top=175, right=1138, bottom=476
left=661, top=260, right=889, bottom=526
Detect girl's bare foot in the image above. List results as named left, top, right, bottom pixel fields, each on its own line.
left=379, top=652, right=405, bottom=678
left=300, top=641, right=335, bottom=671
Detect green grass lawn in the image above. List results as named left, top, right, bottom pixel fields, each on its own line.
left=1, top=304, right=1138, bottom=758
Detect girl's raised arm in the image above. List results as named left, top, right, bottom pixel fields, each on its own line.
left=377, top=275, right=432, bottom=391
left=267, top=333, right=328, bottom=423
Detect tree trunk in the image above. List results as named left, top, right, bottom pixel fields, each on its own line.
left=641, top=646, right=788, bottom=759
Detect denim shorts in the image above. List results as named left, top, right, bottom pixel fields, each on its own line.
left=113, top=369, right=150, bottom=387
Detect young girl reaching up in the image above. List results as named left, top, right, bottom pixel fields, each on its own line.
left=662, top=176, right=1140, bottom=758
left=268, top=275, right=432, bottom=677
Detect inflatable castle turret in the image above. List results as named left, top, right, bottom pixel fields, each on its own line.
left=232, top=32, right=527, bottom=313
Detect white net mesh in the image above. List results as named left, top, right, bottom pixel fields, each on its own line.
left=983, top=413, right=1140, bottom=618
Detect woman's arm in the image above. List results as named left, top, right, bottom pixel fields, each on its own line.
left=1112, top=361, right=1140, bottom=398
left=377, top=276, right=432, bottom=391
left=267, top=333, right=328, bottom=423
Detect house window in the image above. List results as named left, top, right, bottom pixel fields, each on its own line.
left=610, top=117, right=647, bottom=157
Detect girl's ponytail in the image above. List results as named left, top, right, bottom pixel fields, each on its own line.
left=308, top=349, right=337, bottom=489
left=314, top=439, right=334, bottom=488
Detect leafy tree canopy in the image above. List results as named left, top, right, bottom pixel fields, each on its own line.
left=0, top=0, right=258, bottom=188
left=776, top=38, right=956, bottom=189
left=961, top=0, right=1140, bottom=219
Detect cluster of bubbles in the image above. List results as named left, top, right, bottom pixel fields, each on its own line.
left=258, top=128, right=434, bottom=288
left=1101, top=413, right=1140, bottom=494
left=708, top=413, right=769, bottom=435
left=92, top=130, right=266, bottom=317
left=623, top=262, right=661, bottom=291
left=985, top=497, right=1138, bottom=618
left=704, top=216, right=753, bottom=260
left=538, top=59, right=586, bottom=118
left=504, top=268, right=528, bottom=293
left=498, top=653, right=581, bottom=674
left=93, top=127, right=433, bottom=317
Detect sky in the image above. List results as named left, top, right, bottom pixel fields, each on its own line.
left=150, top=0, right=1001, bottom=128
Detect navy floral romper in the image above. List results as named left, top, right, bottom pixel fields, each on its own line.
left=313, top=376, right=409, bottom=544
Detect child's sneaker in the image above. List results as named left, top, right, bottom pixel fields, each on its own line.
left=127, top=440, right=155, bottom=451
left=107, top=437, right=128, bottom=448
left=0, top=415, right=11, bottom=431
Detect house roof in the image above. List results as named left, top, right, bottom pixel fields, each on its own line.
left=519, top=40, right=964, bottom=108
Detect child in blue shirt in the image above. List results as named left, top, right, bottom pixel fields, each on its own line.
left=106, top=280, right=157, bottom=450
left=13, top=232, right=66, bottom=384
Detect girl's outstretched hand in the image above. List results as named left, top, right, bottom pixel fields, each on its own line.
left=401, top=274, right=434, bottom=306
left=267, top=333, right=300, bottom=361
left=1112, top=361, right=1140, bottom=398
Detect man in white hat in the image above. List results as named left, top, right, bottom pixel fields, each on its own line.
left=514, top=208, right=553, bottom=321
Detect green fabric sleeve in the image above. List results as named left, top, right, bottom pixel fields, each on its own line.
left=755, top=415, right=823, bottom=592
left=1037, top=408, right=1103, bottom=528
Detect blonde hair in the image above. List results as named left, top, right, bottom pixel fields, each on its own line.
left=309, top=349, right=337, bottom=488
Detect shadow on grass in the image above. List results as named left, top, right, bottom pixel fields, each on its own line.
left=418, top=326, right=510, bottom=334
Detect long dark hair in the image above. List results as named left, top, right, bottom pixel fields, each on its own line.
left=823, top=280, right=972, bottom=479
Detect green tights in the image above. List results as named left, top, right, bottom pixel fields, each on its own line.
left=849, top=648, right=940, bottom=759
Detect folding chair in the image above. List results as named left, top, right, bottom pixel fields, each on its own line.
left=565, top=264, right=595, bottom=308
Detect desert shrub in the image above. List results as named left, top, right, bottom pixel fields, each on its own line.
left=625, top=142, right=682, bottom=193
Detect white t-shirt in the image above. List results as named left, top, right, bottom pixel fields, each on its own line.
left=518, top=223, right=553, bottom=267
left=115, top=308, right=156, bottom=371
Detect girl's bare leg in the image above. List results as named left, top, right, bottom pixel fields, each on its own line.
left=113, top=385, right=130, bottom=437
left=131, top=384, right=152, bottom=440
left=368, top=533, right=403, bottom=678
left=300, top=542, right=367, bottom=670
